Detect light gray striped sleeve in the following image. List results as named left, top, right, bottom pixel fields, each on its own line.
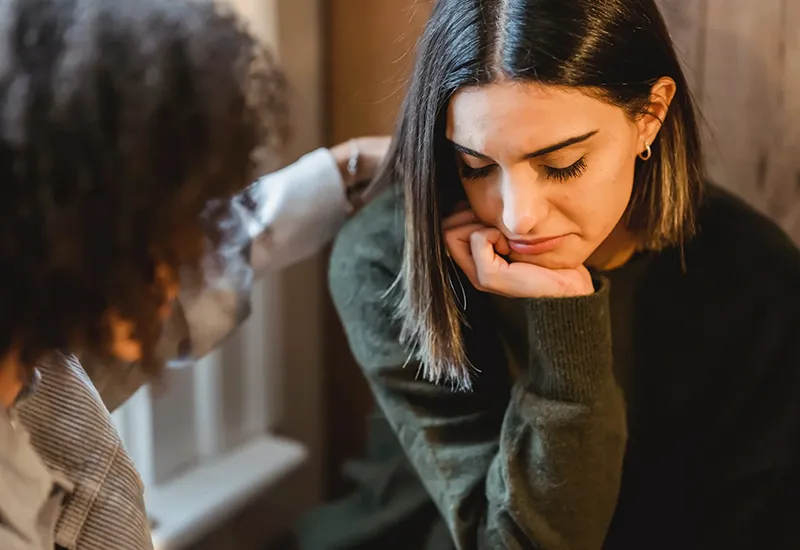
left=18, top=353, right=153, bottom=550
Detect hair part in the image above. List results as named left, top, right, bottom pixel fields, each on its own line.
left=386, top=0, right=705, bottom=388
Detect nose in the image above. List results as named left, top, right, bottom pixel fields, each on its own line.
left=500, top=168, right=547, bottom=236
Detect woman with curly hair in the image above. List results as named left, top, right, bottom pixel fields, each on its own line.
left=0, top=0, right=388, bottom=549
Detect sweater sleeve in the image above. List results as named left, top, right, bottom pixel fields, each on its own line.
left=329, top=192, right=627, bottom=550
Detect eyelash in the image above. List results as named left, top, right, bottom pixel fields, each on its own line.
left=458, top=157, right=588, bottom=182
left=544, top=157, right=588, bottom=182
left=458, top=164, right=494, bottom=180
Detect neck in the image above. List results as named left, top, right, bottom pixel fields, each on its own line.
left=586, top=222, right=639, bottom=272
left=0, top=350, right=24, bottom=409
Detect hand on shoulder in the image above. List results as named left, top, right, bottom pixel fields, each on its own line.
left=330, top=136, right=391, bottom=190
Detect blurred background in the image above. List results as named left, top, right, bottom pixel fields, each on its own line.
left=111, top=1, right=799, bottom=549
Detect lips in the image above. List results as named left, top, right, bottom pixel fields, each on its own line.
left=507, top=235, right=567, bottom=255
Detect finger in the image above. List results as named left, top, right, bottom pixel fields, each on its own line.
left=358, top=136, right=391, bottom=157
left=477, top=227, right=511, bottom=256
left=444, top=223, right=485, bottom=285
left=493, top=232, right=511, bottom=256
left=444, top=222, right=485, bottom=252
left=470, top=228, right=509, bottom=288
left=442, top=208, right=478, bottom=230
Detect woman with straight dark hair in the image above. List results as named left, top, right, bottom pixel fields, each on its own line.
left=322, top=0, right=800, bottom=548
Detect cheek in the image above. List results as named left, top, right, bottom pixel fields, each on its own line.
left=107, top=279, right=178, bottom=363
left=462, top=181, right=501, bottom=226
left=605, top=151, right=637, bottom=218
left=565, top=153, right=636, bottom=236
left=108, top=314, right=143, bottom=362
left=159, top=284, right=179, bottom=320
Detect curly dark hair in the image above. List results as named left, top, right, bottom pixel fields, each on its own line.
left=0, top=0, right=288, bottom=372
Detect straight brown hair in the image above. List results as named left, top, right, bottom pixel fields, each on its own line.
left=380, top=0, right=704, bottom=390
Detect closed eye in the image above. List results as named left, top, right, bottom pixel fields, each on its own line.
left=457, top=157, right=588, bottom=182
left=544, top=157, right=587, bottom=182
left=458, top=163, right=495, bottom=180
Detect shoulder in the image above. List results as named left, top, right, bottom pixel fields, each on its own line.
left=329, top=187, right=405, bottom=303
left=328, top=188, right=409, bottom=367
left=686, top=183, right=800, bottom=293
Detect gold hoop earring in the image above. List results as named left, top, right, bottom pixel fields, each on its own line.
left=638, top=143, right=652, bottom=161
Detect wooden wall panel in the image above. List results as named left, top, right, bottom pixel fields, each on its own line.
left=322, top=0, right=433, bottom=498
left=657, top=0, right=707, bottom=96
left=325, top=0, right=434, bottom=142
left=660, top=0, right=800, bottom=241
left=774, top=0, right=800, bottom=238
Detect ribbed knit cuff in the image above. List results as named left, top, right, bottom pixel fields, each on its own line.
left=524, top=277, right=613, bottom=403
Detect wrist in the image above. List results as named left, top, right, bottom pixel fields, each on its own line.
left=330, top=142, right=355, bottom=190
left=330, top=140, right=373, bottom=213
left=536, top=266, right=595, bottom=298
left=564, top=276, right=596, bottom=297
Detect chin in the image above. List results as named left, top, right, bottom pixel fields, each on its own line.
left=507, top=250, right=587, bottom=270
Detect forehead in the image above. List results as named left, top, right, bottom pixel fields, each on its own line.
left=446, top=81, right=625, bottom=149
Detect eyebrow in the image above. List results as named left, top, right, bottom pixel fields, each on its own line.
left=449, top=130, right=599, bottom=160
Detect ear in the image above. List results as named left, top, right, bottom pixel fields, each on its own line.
left=636, top=77, right=677, bottom=153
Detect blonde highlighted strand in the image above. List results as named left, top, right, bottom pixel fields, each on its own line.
left=395, top=198, right=476, bottom=391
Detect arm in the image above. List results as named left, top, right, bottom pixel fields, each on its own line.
left=85, top=149, right=348, bottom=408
left=171, top=147, right=351, bottom=362
left=329, top=195, right=627, bottom=549
left=175, top=137, right=388, bottom=360
left=245, top=147, right=350, bottom=273
left=92, top=138, right=389, bottom=409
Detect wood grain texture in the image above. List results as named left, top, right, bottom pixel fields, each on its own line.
left=657, top=0, right=708, bottom=97
left=661, top=0, right=799, bottom=241
left=323, top=0, right=433, bottom=499
left=325, top=0, right=433, bottom=141
left=774, top=0, right=800, bottom=240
